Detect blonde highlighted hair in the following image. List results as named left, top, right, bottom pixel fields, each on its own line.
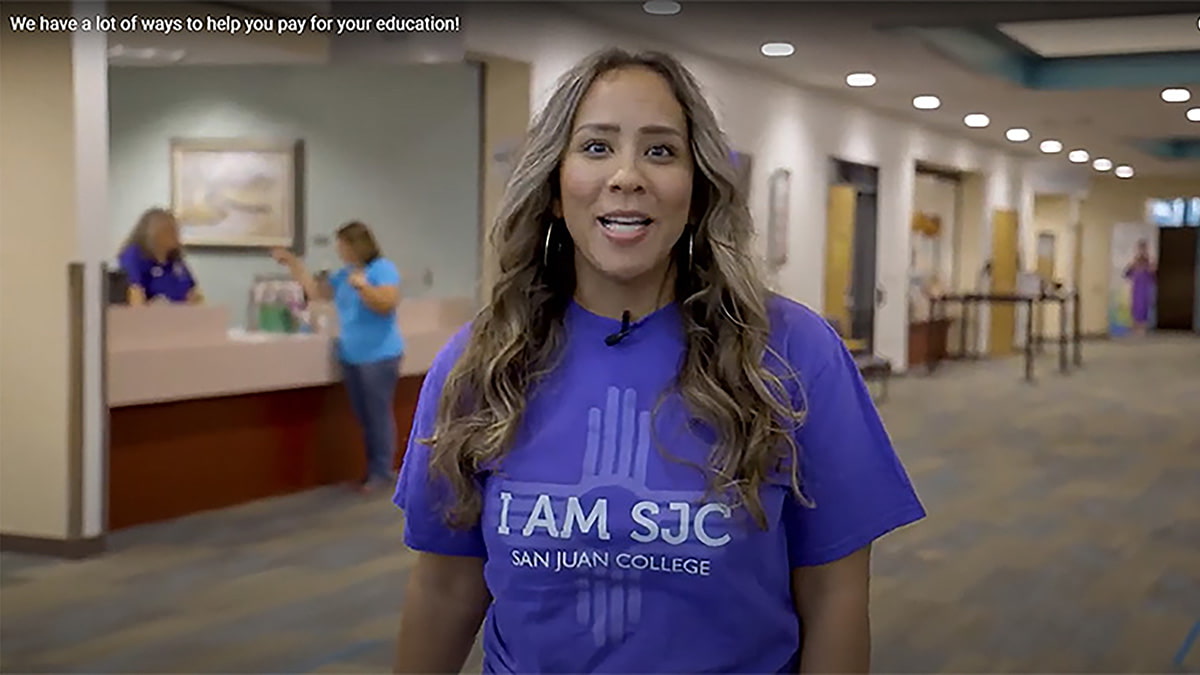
left=424, top=48, right=806, bottom=529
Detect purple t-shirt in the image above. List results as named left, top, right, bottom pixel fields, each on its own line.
left=117, top=245, right=196, bottom=303
left=395, top=295, right=925, bottom=674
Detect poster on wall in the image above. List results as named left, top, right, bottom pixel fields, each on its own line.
left=1108, top=221, right=1159, bottom=336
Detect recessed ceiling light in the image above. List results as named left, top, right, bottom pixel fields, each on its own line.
left=642, top=0, right=681, bottom=15
left=1188, top=107, right=1200, bottom=122
left=1092, top=158, right=1113, bottom=172
left=1161, top=87, right=1191, bottom=103
left=845, top=72, right=876, bottom=88
left=964, top=113, right=990, bottom=128
left=1039, top=139, right=1063, bottom=154
left=1114, top=165, right=1135, bottom=179
left=1068, top=149, right=1089, bottom=163
left=760, top=42, right=795, bottom=57
left=912, top=95, right=941, bottom=110
left=1005, top=127, right=1031, bottom=142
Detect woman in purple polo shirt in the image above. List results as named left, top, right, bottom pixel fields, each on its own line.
left=117, top=208, right=204, bottom=305
left=392, top=48, right=925, bottom=674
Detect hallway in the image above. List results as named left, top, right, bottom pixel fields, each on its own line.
left=2, top=336, right=1198, bottom=673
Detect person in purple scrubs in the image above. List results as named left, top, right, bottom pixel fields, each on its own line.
left=1123, top=239, right=1156, bottom=336
left=393, top=48, right=925, bottom=674
left=116, top=208, right=203, bottom=306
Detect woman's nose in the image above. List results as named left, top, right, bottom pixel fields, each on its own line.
left=607, top=160, right=647, bottom=194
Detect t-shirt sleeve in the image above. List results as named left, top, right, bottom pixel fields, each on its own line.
left=782, top=328, right=926, bottom=567
left=118, top=246, right=148, bottom=288
left=179, top=261, right=198, bottom=292
left=393, top=327, right=486, bottom=558
left=368, top=259, right=401, bottom=287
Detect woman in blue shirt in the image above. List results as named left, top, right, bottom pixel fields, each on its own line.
left=117, top=208, right=204, bottom=305
left=273, top=221, right=405, bottom=493
left=392, top=49, right=925, bottom=673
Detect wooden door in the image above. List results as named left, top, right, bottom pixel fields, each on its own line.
left=1157, top=227, right=1198, bottom=330
left=988, top=209, right=1019, bottom=356
left=825, top=185, right=857, bottom=345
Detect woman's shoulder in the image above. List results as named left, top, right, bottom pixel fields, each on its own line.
left=117, top=244, right=149, bottom=269
left=423, top=321, right=474, bottom=387
left=764, top=293, right=846, bottom=377
left=765, top=293, right=840, bottom=346
left=367, top=256, right=399, bottom=272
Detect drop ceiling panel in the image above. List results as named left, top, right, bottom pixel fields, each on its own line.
left=997, top=13, right=1200, bottom=57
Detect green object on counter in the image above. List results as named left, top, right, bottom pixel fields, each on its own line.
left=258, top=304, right=294, bottom=333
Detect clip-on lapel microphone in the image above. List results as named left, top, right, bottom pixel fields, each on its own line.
left=604, top=309, right=635, bottom=346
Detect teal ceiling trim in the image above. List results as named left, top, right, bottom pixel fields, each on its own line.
left=1133, top=138, right=1200, bottom=161
left=1033, top=52, right=1200, bottom=90
left=896, top=25, right=1035, bottom=84
left=897, top=25, right=1200, bottom=90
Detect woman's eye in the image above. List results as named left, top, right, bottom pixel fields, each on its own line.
left=647, top=145, right=676, bottom=159
left=582, top=140, right=610, bottom=155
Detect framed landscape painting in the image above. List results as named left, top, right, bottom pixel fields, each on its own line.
left=170, top=138, right=303, bottom=248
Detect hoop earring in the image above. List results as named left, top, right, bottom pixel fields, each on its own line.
left=687, top=229, right=695, bottom=272
left=543, top=220, right=556, bottom=268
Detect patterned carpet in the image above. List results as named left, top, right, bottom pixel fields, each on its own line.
left=2, top=335, right=1198, bottom=674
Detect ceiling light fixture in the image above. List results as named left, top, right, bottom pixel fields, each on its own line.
left=1005, top=127, right=1031, bottom=142
left=1114, top=165, right=1134, bottom=179
left=964, top=113, right=990, bottom=128
left=1039, top=139, right=1063, bottom=154
left=1092, top=158, right=1113, bottom=172
left=912, top=95, right=940, bottom=110
left=1188, top=107, right=1200, bottom=122
left=1161, top=88, right=1191, bottom=103
left=1068, top=149, right=1089, bottom=163
left=760, top=42, right=795, bottom=57
left=845, top=72, right=876, bottom=88
left=642, top=0, right=681, bottom=15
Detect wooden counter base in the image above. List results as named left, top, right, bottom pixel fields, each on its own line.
left=109, top=375, right=425, bottom=531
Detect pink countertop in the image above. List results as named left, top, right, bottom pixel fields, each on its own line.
left=107, top=298, right=473, bottom=408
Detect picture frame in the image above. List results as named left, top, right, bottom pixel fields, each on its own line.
left=170, top=138, right=303, bottom=248
left=767, top=168, right=791, bottom=266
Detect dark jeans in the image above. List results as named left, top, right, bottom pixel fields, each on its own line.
left=342, top=355, right=401, bottom=485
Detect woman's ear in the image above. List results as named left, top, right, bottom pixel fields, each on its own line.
left=552, top=199, right=563, bottom=219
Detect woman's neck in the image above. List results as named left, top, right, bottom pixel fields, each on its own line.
left=573, top=263, right=676, bottom=321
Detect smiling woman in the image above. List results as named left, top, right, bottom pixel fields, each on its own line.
left=556, top=66, right=695, bottom=312
left=392, top=47, right=924, bottom=675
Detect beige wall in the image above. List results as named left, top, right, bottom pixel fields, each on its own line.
left=475, top=54, right=531, bottom=301
left=0, top=9, right=76, bottom=538
left=1078, top=174, right=1200, bottom=335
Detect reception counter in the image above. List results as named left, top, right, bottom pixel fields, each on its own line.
left=107, top=298, right=472, bottom=530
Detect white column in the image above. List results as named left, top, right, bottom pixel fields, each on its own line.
left=875, top=152, right=915, bottom=371
left=73, top=0, right=108, bottom=538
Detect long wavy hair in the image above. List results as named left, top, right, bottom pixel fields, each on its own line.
left=426, top=48, right=807, bottom=530
left=121, top=207, right=183, bottom=261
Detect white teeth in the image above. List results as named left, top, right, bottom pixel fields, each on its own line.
left=604, top=222, right=644, bottom=233
left=599, top=216, right=651, bottom=232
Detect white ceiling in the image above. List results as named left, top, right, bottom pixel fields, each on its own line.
left=997, top=13, right=1200, bottom=58
left=106, top=1, right=1200, bottom=178
left=561, top=2, right=1200, bottom=178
